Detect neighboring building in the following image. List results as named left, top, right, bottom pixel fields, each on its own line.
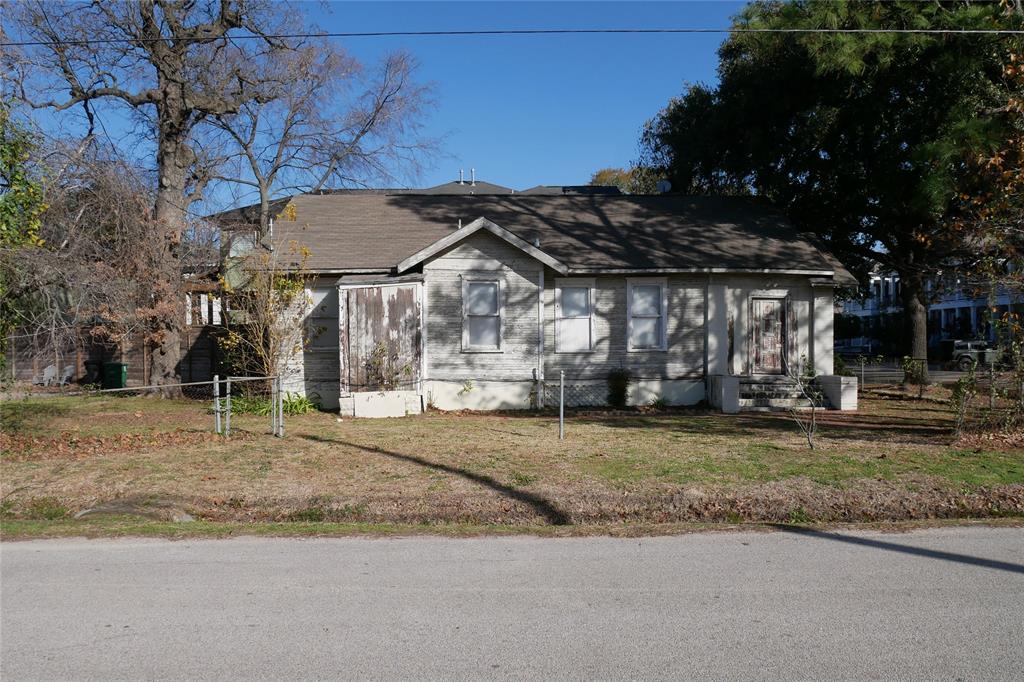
left=216, top=180, right=858, bottom=415
left=839, top=268, right=1019, bottom=352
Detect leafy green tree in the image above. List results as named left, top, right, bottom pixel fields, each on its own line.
left=0, top=102, right=46, bottom=373
left=640, top=0, right=1024, bottom=375
left=0, top=102, right=45, bottom=249
left=589, top=166, right=658, bottom=194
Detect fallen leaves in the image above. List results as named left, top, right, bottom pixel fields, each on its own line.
left=0, top=430, right=252, bottom=461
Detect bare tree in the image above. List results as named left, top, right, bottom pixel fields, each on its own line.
left=218, top=240, right=310, bottom=383
left=1, top=134, right=217, bottom=373
left=786, top=355, right=823, bottom=450
left=5, top=0, right=301, bottom=393
left=208, top=48, right=435, bottom=235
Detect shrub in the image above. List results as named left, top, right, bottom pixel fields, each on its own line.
left=230, top=395, right=272, bottom=416
left=833, top=354, right=854, bottom=377
left=607, top=368, right=631, bottom=408
left=282, top=392, right=319, bottom=415
left=228, top=391, right=320, bottom=416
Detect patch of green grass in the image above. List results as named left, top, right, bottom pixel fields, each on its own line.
left=787, top=507, right=812, bottom=524
left=3, top=515, right=1021, bottom=542
left=509, top=472, right=538, bottom=487
left=916, top=449, right=1024, bottom=487
left=0, top=399, right=70, bottom=434
left=23, top=497, right=70, bottom=520
left=288, top=507, right=326, bottom=522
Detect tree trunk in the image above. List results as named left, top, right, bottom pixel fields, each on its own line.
left=899, top=270, right=931, bottom=383
left=149, top=125, right=189, bottom=396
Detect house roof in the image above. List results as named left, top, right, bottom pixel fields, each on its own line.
left=519, top=185, right=622, bottom=196
left=229, top=193, right=856, bottom=285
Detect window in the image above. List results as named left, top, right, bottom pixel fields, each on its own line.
left=556, top=279, right=595, bottom=352
left=627, top=279, right=666, bottom=350
left=463, top=279, right=501, bottom=351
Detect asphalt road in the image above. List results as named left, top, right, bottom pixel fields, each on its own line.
left=2, top=527, right=1023, bottom=681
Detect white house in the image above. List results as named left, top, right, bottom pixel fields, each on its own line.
left=217, top=181, right=858, bottom=415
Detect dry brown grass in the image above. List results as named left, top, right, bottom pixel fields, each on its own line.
left=2, top=394, right=1022, bottom=527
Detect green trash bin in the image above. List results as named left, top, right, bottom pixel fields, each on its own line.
left=102, top=362, right=128, bottom=389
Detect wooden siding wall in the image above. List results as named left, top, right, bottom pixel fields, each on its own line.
left=543, top=274, right=706, bottom=380
left=424, top=231, right=541, bottom=382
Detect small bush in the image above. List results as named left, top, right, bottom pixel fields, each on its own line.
left=648, top=396, right=668, bottom=410
left=833, top=354, right=854, bottom=377
left=607, top=368, right=631, bottom=408
left=282, top=392, right=320, bottom=415
left=230, top=395, right=272, bottom=416
left=228, top=392, right=320, bottom=416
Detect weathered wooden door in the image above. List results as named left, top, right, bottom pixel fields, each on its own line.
left=339, top=283, right=422, bottom=393
left=752, top=298, right=785, bottom=374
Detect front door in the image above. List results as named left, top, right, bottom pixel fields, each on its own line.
left=752, top=298, right=785, bottom=374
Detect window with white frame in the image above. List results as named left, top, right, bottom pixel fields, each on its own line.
left=556, top=279, right=594, bottom=352
left=462, top=279, right=502, bottom=351
left=627, top=279, right=667, bottom=350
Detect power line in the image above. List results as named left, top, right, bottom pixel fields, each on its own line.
left=3, top=26, right=1024, bottom=48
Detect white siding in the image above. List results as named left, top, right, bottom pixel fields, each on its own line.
left=423, top=231, right=541, bottom=382
left=720, top=274, right=816, bottom=377
left=543, top=273, right=706, bottom=381
left=280, top=276, right=341, bottom=410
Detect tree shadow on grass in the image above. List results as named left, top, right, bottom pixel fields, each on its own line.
left=770, top=524, right=1024, bottom=575
left=299, top=434, right=569, bottom=525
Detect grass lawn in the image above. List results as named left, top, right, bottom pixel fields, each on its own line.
left=2, top=391, right=1022, bottom=536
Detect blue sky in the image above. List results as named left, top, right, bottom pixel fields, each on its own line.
left=21, top=1, right=744, bottom=207
left=321, top=1, right=744, bottom=189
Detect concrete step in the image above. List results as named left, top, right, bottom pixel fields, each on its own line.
left=738, top=397, right=814, bottom=410
left=740, top=389, right=806, bottom=399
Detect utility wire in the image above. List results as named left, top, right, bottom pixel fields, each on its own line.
left=3, top=26, right=1024, bottom=48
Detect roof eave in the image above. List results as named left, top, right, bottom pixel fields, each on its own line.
left=565, top=267, right=838, bottom=277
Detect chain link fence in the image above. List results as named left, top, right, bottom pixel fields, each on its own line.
left=542, top=379, right=607, bottom=408
left=3, top=376, right=286, bottom=437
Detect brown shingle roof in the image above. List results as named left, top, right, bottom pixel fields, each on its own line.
left=255, top=193, right=856, bottom=284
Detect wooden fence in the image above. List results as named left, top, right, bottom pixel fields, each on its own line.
left=5, top=324, right=222, bottom=386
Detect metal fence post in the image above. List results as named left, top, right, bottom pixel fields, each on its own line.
left=213, top=374, right=221, bottom=434
left=559, top=370, right=565, bottom=440
left=225, top=377, right=232, bottom=437
left=270, top=376, right=277, bottom=436
left=277, top=376, right=285, bottom=438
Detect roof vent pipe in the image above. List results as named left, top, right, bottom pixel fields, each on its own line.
left=471, top=168, right=476, bottom=186
left=459, top=169, right=464, bottom=185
